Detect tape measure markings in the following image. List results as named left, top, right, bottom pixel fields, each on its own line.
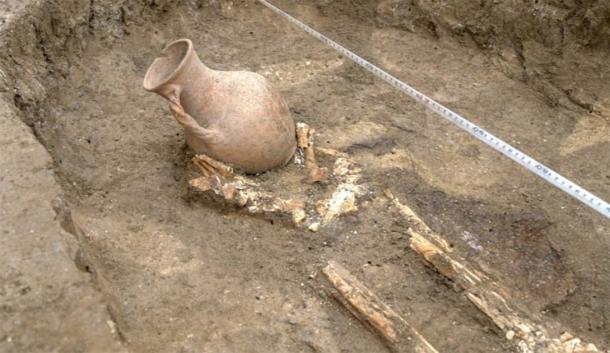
left=258, top=0, right=610, bottom=220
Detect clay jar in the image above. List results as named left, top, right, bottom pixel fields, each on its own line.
left=143, top=38, right=296, bottom=174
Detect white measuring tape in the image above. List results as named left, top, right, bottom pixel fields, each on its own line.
left=258, top=0, right=610, bottom=220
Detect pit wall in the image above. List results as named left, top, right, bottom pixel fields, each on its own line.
left=0, top=1, right=117, bottom=352
left=0, top=2, right=240, bottom=352
left=0, top=0, right=168, bottom=123
left=0, top=1, right=176, bottom=352
left=11, top=0, right=604, bottom=119
left=321, top=0, right=610, bottom=115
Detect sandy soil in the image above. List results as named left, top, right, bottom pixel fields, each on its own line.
left=1, top=1, right=609, bottom=352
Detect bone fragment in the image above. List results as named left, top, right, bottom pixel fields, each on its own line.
left=323, top=261, right=439, bottom=353
left=385, top=190, right=604, bottom=353
left=296, top=122, right=328, bottom=183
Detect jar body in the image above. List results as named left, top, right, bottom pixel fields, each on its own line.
left=144, top=39, right=296, bottom=173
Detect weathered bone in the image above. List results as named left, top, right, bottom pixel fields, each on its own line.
left=385, top=190, right=603, bottom=353
left=323, top=261, right=440, bottom=353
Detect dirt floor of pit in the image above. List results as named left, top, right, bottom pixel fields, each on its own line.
left=1, top=1, right=609, bottom=352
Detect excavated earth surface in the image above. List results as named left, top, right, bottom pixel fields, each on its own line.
left=1, top=0, right=609, bottom=352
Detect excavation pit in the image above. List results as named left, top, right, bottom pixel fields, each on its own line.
left=1, top=1, right=609, bottom=353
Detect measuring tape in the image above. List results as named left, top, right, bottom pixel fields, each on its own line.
left=258, top=0, right=610, bottom=220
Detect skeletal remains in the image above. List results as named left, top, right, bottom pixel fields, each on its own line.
left=143, top=39, right=366, bottom=230
left=142, top=39, right=603, bottom=352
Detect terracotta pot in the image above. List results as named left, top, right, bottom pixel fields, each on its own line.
left=143, top=38, right=296, bottom=174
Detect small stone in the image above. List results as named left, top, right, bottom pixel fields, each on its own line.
left=292, top=209, right=306, bottom=225
left=308, top=223, right=320, bottom=232
left=516, top=323, right=532, bottom=334
left=106, top=320, right=117, bottom=334
left=506, top=330, right=515, bottom=340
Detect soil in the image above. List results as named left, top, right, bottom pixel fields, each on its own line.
left=1, top=1, right=609, bottom=353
